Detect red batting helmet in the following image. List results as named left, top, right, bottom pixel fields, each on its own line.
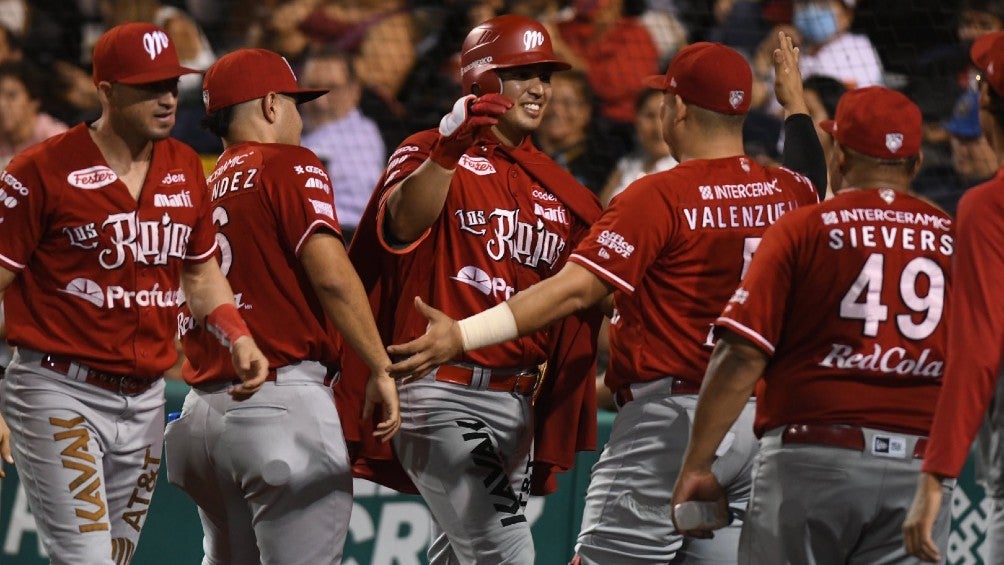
left=460, top=14, right=571, bottom=95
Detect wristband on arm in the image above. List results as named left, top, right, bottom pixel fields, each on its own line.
left=457, top=302, right=519, bottom=351
left=205, top=303, right=252, bottom=350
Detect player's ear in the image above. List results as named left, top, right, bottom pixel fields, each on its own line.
left=260, top=92, right=279, bottom=124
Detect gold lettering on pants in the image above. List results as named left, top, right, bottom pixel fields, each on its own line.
left=51, top=416, right=109, bottom=533
left=122, top=446, right=160, bottom=533
left=111, top=537, right=136, bottom=565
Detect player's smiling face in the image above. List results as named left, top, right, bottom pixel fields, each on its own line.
left=106, top=78, right=180, bottom=141
left=493, top=64, right=553, bottom=145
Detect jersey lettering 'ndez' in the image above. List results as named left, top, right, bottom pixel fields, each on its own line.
left=178, top=143, right=344, bottom=385
left=718, top=189, right=954, bottom=436
left=0, top=124, right=217, bottom=378
left=570, top=156, right=818, bottom=392
left=376, top=131, right=585, bottom=368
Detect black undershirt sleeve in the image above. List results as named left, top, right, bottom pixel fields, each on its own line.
left=780, top=113, right=828, bottom=200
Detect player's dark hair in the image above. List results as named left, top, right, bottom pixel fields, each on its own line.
left=802, top=75, right=847, bottom=119
left=201, top=105, right=236, bottom=138
left=689, top=103, right=746, bottom=132
left=844, top=146, right=921, bottom=174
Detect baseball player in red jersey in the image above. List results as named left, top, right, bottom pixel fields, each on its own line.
left=904, top=31, right=1004, bottom=563
left=388, top=34, right=825, bottom=564
left=672, top=86, right=954, bottom=564
left=163, top=48, right=400, bottom=565
left=337, top=14, right=603, bottom=564
left=0, top=23, right=268, bottom=565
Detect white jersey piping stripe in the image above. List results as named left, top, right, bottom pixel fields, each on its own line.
left=715, top=317, right=775, bottom=354
left=187, top=240, right=219, bottom=262
left=569, top=254, right=635, bottom=293
left=295, top=219, right=340, bottom=256
left=0, top=252, right=24, bottom=271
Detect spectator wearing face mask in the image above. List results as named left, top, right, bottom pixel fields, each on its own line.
left=752, top=0, right=883, bottom=116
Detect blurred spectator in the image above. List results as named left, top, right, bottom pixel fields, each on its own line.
left=706, top=0, right=770, bottom=57
left=0, top=60, right=68, bottom=167
left=300, top=46, right=386, bottom=243
left=399, top=0, right=504, bottom=133
left=790, top=0, right=884, bottom=88
left=264, top=0, right=417, bottom=148
left=550, top=0, right=661, bottom=146
left=535, top=69, right=624, bottom=195
left=909, top=0, right=1004, bottom=215
left=599, top=87, right=677, bottom=206
left=753, top=0, right=883, bottom=117
left=946, top=89, right=998, bottom=185
left=634, top=0, right=688, bottom=67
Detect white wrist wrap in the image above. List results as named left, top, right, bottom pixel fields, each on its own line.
left=457, top=302, right=518, bottom=352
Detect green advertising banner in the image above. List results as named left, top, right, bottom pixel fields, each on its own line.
left=0, top=380, right=993, bottom=563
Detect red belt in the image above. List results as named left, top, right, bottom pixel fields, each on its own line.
left=614, top=378, right=701, bottom=407
left=39, top=353, right=157, bottom=396
left=782, top=424, right=927, bottom=459
left=435, top=364, right=540, bottom=395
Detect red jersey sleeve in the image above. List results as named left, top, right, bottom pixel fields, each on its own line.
left=716, top=212, right=801, bottom=355
left=924, top=178, right=1004, bottom=477
left=261, top=145, right=343, bottom=256
left=0, top=149, right=47, bottom=271
left=182, top=150, right=218, bottom=263
left=374, top=131, right=436, bottom=253
left=568, top=174, right=673, bottom=293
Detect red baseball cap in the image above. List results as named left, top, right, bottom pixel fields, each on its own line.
left=820, top=86, right=922, bottom=159
left=972, top=31, right=1004, bottom=97
left=202, top=48, right=328, bottom=113
left=642, top=42, right=752, bottom=115
left=92, top=22, right=201, bottom=85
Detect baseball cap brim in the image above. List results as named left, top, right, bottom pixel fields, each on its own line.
left=642, top=74, right=668, bottom=90
left=288, top=88, right=329, bottom=104
left=114, top=65, right=203, bottom=85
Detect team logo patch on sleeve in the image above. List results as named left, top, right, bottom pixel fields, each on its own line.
left=68, top=166, right=118, bottom=190
left=309, top=198, right=335, bottom=219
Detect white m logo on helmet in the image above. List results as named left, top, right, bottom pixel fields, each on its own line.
left=523, top=30, right=544, bottom=51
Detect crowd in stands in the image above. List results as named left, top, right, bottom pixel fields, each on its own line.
left=0, top=0, right=995, bottom=217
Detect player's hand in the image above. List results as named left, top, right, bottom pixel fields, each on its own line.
left=0, top=413, right=13, bottom=478
left=228, top=336, right=270, bottom=399
left=772, top=30, right=809, bottom=116
left=362, top=372, right=401, bottom=443
left=429, top=94, right=513, bottom=169
left=903, top=472, right=945, bottom=562
left=671, top=466, right=728, bottom=539
left=386, top=296, right=464, bottom=381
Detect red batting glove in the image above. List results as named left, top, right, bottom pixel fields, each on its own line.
left=429, top=93, right=513, bottom=169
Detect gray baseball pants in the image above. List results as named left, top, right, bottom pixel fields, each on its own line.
left=164, top=361, right=352, bottom=565
left=575, top=381, right=758, bottom=564
left=741, top=427, right=954, bottom=565
left=393, top=370, right=535, bottom=565
left=0, top=347, right=166, bottom=565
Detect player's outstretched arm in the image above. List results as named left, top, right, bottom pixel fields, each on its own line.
left=181, top=259, right=269, bottom=398
left=772, top=30, right=808, bottom=118
left=672, top=332, right=767, bottom=537
left=903, top=473, right=947, bottom=562
left=301, top=232, right=400, bottom=441
left=387, top=262, right=611, bottom=379
left=386, top=94, right=513, bottom=243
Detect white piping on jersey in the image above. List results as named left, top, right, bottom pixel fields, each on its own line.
left=716, top=317, right=775, bottom=354
left=569, top=253, right=634, bottom=293
left=295, top=219, right=337, bottom=256
left=187, top=240, right=219, bottom=262
left=0, top=251, right=24, bottom=270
